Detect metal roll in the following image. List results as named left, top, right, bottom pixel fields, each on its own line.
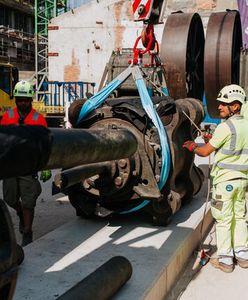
left=204, top=10, right=242, bottom=118
left=160, top=12, right=205, bottom=100
left=57, top=256, right=132, bottom=300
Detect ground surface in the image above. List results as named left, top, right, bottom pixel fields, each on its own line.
left=0, top=170, right=75, bottom=245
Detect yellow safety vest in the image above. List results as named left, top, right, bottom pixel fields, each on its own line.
left=241, top=101, right=248, bottom=121
left=210, top=115, right=248, bottom=184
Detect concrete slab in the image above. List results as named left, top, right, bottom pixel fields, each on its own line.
left=178, top=255, right=248, bottom=300
left=13, top=174, right=212, bottom=300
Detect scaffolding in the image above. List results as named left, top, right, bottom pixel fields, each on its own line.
left=35, top=0, right=67, bottom=100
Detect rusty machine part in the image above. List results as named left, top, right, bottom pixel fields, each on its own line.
left=104, top=49, right=165, bottom=97
left=160, top=12, right=205, bottom=101
left=66, top=95, right=204, bottom=225
left=141, top=26, right=156, bottom=50
left=0, top=199, right=24, bottom=300
left=0, top=112, right=204, bottom=226
left=240, top=48, right=248, bottom=96
left=204, top=10, right=242, bottom=118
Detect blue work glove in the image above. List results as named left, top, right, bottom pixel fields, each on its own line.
left=40, top=170, right=52, bottom=182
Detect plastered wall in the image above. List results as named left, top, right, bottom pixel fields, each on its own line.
left=48, top=0, right=238, bottom=89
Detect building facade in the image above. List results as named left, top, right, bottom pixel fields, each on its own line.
left=0, top=0, right=35, bottom=71
left=48, top=0, right=238, bottom=89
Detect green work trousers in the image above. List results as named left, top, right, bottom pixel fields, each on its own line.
left=211, top=179, right=248, bottom=257
left=3, top=175, right=41, bottom=209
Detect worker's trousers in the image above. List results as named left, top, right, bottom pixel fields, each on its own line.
left=211, top=179, right=248, bottom=257
left=3, top=175, right=41, bottom=209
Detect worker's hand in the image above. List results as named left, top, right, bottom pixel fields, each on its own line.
left=182, top=140, right=198, bottom=152
left=203, top=134, right=212, bottom=144
left=40, top=170, right=52, bottom=182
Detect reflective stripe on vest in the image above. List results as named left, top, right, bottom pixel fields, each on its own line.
left=217, top=116, right=248, bottom=170
left=7, top=109, right=14, bottom=118
left=7, top=109, right=39, bottom=121
left=32, top=111, right=39, bottom=121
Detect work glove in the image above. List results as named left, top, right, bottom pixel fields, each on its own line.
left=182, top=140, right=198, bottom=152
left=40, top=170, right=52, bottom=182
left=203, top=133, right=212, bottom=144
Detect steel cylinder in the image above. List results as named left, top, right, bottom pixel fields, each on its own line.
left=46, top=128, right=137, bottom=169
left=0, top=126, right=138, bottom=179
left=54, top=162, right=112, bottom=190
left=57, top=256, right=132, bottom=300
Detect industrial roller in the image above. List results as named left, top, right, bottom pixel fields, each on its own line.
left=160, top=12, right=205, bottom=101
left=204, top=10, right=242, bottom=118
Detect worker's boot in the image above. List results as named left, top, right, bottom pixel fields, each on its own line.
left=21, top=208, right=34, bottom=246
left=15, top=202, right=24, bottom=234
left=236, top=258, right=248, bottom=268
left=17, top=211, right=24, bottom=234
left=235, top=250, right=248, bottom=268
left=22, top=231, right=33, bottom=247
left=210, top=257, right=234, bottom=273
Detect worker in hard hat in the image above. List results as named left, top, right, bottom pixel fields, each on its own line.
left=183, top=84, right=248, bottom=273
left=1, top=80, right=52, bottom=246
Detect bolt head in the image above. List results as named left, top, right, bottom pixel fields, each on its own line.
left=119, top=159, right=127, bottom=168
left=114, top=176, right=123, bottom=186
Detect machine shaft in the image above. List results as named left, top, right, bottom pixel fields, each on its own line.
left=0, top=126, right=138, bottom=179
left=54, top=162, right=112, bottom=190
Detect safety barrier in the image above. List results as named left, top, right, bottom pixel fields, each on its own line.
left=41, top=81, right=95, bottom=110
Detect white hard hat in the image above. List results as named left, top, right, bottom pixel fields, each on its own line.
left=14, top=80, right=34, bottom=98
left=216, top=84, right=246, bottom=105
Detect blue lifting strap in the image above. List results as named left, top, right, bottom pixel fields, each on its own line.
left=134, top=68, right=171, bottom=189
left=76, top=65, right=171, bottom=213
left=120, top=66, right=171, bottom=213
left=77, top=67, right=132, bottom=124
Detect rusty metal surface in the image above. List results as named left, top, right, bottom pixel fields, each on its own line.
left=0, top=199, right=18, bottom=300
left=0, top=126, right=138, bottom=179
left=160, top=12, right=204, bottom=101
left=46, top=128, right=138, bottom=170
left=240, top=48, right=248, bottom=96
left=66, top=95, right=204, bottom=224
left=204, top=11, right=242, bottom=118
left=54, top=162, right=112, bottom=190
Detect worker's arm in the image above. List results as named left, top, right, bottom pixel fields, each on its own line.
left=194, top=143, right=215, bottom=157
left=182, top=140, right=215, bottom=157
left=183, top=122, right=229, bottom=157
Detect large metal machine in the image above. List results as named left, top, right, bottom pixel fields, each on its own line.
left=0, top=1, right=244, bottom=298
left=56, top=6, right=243, bottom=224
left=54, top=1, right=208, bottom=225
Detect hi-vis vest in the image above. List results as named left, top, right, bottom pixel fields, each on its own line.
left=213, top=115, right=248, bottom=171
left=7, top=108, right=39, bottom=121
left=241, top=101, right=248, bottom=121
left=0, top=107, right=47, bottom=127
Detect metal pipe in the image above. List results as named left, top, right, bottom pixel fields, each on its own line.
left=0, top=126, right=138, bottom=179
left=57, top=256, right=132, bottom=300
left=54, top=161, right=112, bottom=190
left=46, top=128, right=137, bottom=169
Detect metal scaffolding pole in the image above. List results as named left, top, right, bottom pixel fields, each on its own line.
left=35, top=0, right=67, bottom=100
